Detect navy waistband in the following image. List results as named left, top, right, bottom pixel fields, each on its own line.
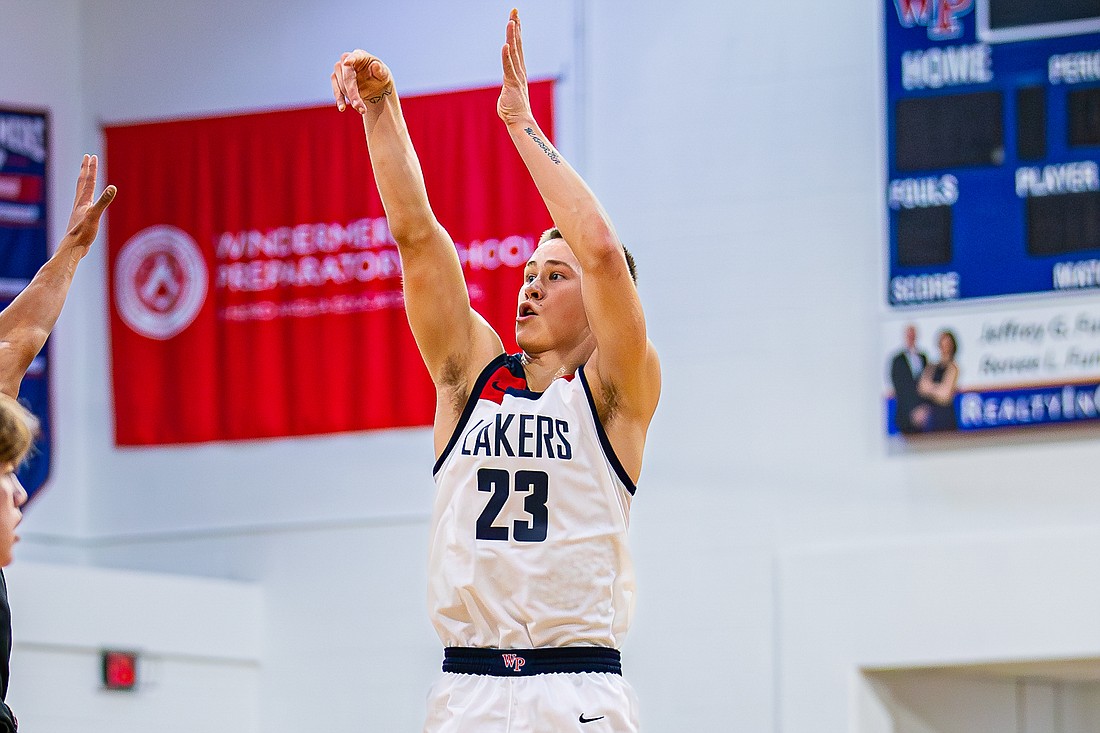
left=442, top=647, right=622, bottom=676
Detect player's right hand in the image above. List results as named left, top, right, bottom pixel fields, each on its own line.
left=331, top=50, right=394, bottom=115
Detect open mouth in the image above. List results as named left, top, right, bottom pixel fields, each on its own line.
left=518, top=303, right=537, bottom=318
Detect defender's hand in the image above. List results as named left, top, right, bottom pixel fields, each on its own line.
left=60, top=154, right=116, bottom=259
left=332, top=50, right=394, bottom=115
left=497, top=9, right=533, bottom=126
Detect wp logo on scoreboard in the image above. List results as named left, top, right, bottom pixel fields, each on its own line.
left=893, top=0, right=974, bottom=40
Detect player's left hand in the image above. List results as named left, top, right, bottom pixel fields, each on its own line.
left=59, top=154, right=116, bottom=260
left=498, top=8, right=533, bottom=126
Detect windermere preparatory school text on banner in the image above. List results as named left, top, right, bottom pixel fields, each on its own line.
left=105, top=82, right=554, bottom=445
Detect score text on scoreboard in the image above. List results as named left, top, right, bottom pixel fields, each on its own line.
left=886, top=0, right=1100, bottom=306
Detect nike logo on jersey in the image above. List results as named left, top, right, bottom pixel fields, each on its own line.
left=579, top=714, right=605, bottom=723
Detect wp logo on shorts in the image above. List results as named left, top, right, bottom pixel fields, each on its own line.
left=114, top=225, right=208, bottom=340
left=501, top=653, right=526, bottom=672
left=893, top=0, right=974, bottom=40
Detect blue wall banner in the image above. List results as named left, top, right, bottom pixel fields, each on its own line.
left=885, top=0, right=1100, bottom=305
left=884, top=302, right=1100, bottom=435
left=0, top=108, right=50, bottom=499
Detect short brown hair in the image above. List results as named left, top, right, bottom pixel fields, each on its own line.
left=0, top=394, right=39, bottom=466
left=538, top=227, right=637, bottom=283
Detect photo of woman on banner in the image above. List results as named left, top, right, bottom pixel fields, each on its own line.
left=0, top=155, right=115, bottom=731
left=913, top=329, right=960, bottom=432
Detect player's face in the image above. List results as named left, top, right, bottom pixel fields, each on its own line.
left=0, top=464, right=26, bottom=567
left=515, top=239, right=590, bottom=353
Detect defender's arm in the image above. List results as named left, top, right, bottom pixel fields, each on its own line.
left=0, top=155, right=115, bottom=398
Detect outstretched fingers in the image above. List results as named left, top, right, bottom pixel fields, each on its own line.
left=72, top=154, right=94, bottom=207
left=511, top=9, right=526, bottom=73
left=498, top=10, right=533, bottom=124
left=62, top=155, right=114, bottom=242
left=511, top=37, right=526, bottom=84
left=91, top=185, right=117, bottom=216
left=342, top=61, right=366, bottom=113
left=501, top=42, right=518, bottom=83
left=332, top=51, right=367, bottom=113
left=331, top=61, right=348, bottom=111
left=504, top=19, right=526, bottom=84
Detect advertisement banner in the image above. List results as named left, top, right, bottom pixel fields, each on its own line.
left=884, top=301, right=1100, bottom=434
left=105, top=81, right=554, bottom=445
left=0, top=108, right=49, bottom=499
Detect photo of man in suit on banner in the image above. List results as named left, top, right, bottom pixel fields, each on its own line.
left=889, top=323, right=927, bottom=434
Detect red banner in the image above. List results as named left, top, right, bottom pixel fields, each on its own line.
left=105, top=81, right=553, bottom=445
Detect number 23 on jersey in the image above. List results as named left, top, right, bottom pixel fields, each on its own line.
left=475, top=468, right=549, bottom=542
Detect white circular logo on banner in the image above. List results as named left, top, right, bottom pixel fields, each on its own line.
left=114, top=225, right=208, bottom=340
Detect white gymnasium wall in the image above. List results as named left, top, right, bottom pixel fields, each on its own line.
left=782, top=528, right=1100, bottom=731
left=3, top=0, right=1100, bottom=731
left=862, top=672, right=1100, bottom=733
left=4, top=561, right=261, bottom=732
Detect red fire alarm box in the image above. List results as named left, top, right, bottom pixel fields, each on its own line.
left=101, top=650, right=138, bottom=690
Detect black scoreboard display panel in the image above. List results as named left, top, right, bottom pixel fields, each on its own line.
left=886, top=0, right=1100, bottom=305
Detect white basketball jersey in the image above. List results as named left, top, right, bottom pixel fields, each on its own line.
left=429, top=353, right=636, bottom=650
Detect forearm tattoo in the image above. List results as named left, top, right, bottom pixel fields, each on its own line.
left=368, top=87, right=393, bottom=104
left=524, top=127, right=562, bottom=165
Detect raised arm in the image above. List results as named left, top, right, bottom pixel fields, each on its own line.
left=0, top=155, right=115, bottom=398
left=498, top=11, right=660, bottom=425
left=331, top=53, right=502, bottom=390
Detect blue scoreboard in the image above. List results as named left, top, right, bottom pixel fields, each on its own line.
left=886, top=0, right=1100, bottom=306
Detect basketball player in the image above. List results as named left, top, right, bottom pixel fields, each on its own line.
left=332, top=9, right=659, bottom=732
left=332, top=8, right=660, bottom=726
left=333, top=10, right=659, bottom=730
left=0, top=155, right=116, bottom=730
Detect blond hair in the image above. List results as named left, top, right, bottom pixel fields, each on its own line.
left=0, top=393, right=39, bottom=466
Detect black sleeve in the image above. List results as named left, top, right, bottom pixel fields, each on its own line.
left=0, top=699, right=17, bottom=732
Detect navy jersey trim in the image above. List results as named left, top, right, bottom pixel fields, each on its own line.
left=577, top=366, right=637, bottom=495
left=443, top=646, right=622, bottom=676
left=433, top=353, right=510, bottom=476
